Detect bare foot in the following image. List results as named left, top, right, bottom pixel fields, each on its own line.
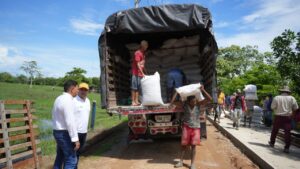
left=131, top=102, right=139, bottom=106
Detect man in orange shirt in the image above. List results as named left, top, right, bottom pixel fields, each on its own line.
left=131, top=40, right=148, bottom=106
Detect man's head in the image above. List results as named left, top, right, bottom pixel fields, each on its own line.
left=236, top=89, right=242, bottom=96
left=64, top=80, right=78, bottom=97
left=78, top=83, right=89, bottom=99
left=140, top=40, right=148, bottom=52
left=187, top=95, right=197, bottom=107
left=268, top=93, right=273, bottom=98
left=278, top=86, right=291, bottom=95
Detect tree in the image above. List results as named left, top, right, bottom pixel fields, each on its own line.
left=63, top=67, right=89, bottom=84
left=90, top=77, right=100, bottom=92
left=0, top=72, right=14, bottom=83
left=216, top=45, right=282, bottom=102
left=20, top=61, right=41, bottom=88
left=217, top=45, right=266, bottom=86
left=271, top=29, right=300, bottom=101
left=16, top=74, right=28, bottom=84
left=219, top=63, right=283, bottom=101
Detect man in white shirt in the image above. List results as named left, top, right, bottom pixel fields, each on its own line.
left=52, top=80, right=79, bottom=169
left=73, top=83, right=91, bottom=168
left=269, top=86, right=299, bottom=153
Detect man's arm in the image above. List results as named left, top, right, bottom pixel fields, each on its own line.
left=292, top=97, right=299, bottom=111
left=271, top=97, right=277, bottom=110
left=198, top=86, right=212, bottom=105
left=170, top=92, right=178, bottom=105
left=135, top=52, right=145, bottom=77
left=137, top=61, right=145, bottom=76
left=230, top=97, right=235, bottom=111
left=243, top=98, right=247, bottom=112
left=63, top=99, right=80, bottom=150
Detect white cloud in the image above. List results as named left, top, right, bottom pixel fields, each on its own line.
left=0, top=45, right=28, bottom=69
left=70, top=18, right=104, bottom=36
left=0, top=44, right=100, bottom=77
left=217, top=0, right=300, bottom=51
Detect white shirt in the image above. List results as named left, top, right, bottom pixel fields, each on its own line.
left=271, top=94, right=299, bottom=116
left=52, top=92, right=78, bottom=142
left=74, top=95, right=91, bottom=133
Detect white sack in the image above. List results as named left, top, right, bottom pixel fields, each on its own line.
left=245, top=92, right=258, bottom=100
left=176, top=83, right=205, bottom=101
left=244, top=84, right=258, bottom=100
left=141, top=72, right=164, bottom=106
left=244, top=84, right=257, bottom=93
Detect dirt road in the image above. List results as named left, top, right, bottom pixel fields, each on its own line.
left=42, top=121, right=258, bottom=169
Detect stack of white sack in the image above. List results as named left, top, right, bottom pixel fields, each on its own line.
left=175, top=83, right=205, bottom=101
left=244, top=84, right=258, bottom=100
left=141, top=72, right=164, bottom=106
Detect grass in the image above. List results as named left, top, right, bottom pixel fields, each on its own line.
left=0, top=82, right=127, bottom=155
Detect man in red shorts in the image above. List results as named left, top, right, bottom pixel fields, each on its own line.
left=171, top=85, right=212, bottom=169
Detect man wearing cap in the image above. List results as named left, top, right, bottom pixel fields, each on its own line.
left=73, top=83, right=91, bottom=168
left=269, top=86, right=298, bottom=153
left=231, top=89, right=247, bottom=130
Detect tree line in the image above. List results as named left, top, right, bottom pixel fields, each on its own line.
left=0, top=66, right=100, bottom=92
left=217, top=29, right=300, bottom=102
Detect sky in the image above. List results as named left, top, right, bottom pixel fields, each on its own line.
left=0, top=0, right=300, bottom=77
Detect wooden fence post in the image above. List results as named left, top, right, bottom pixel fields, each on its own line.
left=25, top=100, right=40, bottom=169
left=90, top=100, right=96, bottom=130
left=0, top=101, right=13, bottom=168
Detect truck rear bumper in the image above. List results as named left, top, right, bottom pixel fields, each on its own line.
left=108, top=104, right=184, bottom=115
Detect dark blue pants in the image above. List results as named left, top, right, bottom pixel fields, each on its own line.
left=75, top=133, right=87, bottom=169
left=53, top=130, right=77, bottom=169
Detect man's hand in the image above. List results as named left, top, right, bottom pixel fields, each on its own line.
left=168, top=103, right=176, bottom=109
left=74, top=141, right=80, bottom=151
left=200, top=85, right=204, bottom=91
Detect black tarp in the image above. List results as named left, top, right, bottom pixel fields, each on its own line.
left=102, top=4, right=213, bottom=34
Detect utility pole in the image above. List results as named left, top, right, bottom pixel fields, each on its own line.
left=135, top=0, right=141, bottom=8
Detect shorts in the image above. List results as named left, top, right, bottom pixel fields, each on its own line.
left=181, top=124, right=201, bottom=146
left=131, top=75, right=142, bottom=91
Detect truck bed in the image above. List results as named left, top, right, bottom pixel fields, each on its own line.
left=108, top=103, right=184, bottom=115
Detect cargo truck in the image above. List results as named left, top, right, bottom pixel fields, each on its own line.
left=98, top=4, right=218, bottom=140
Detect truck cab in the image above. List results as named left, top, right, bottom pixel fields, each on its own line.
left=98, top=4, right=218, bottom=140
